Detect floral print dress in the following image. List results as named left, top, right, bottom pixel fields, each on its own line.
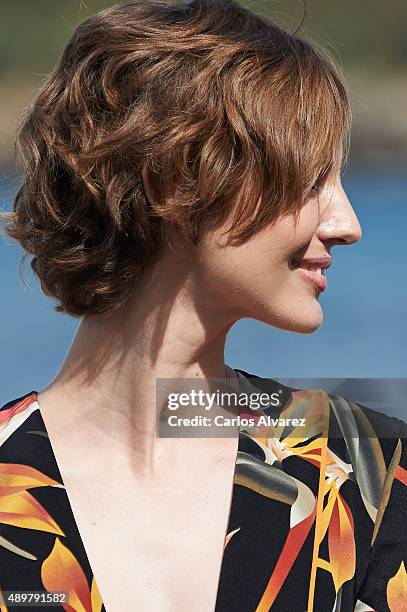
left=0, top=369, right=406, bottom=612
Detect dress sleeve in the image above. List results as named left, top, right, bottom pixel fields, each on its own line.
left=355, top=419, right=407, bottom=612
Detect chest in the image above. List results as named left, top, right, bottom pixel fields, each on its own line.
left=59, top=449, right=238, bottom=611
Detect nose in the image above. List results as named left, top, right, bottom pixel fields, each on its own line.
left=317, top=179, right=362, bottom=246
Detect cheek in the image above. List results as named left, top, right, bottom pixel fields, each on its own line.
left=194, top=207, right=320, bottom=303
left=265, top=206, right=320, bottom=261
left=198, top=240, right=291, bottom=305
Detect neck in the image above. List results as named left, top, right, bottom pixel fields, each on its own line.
left=43, top=249, right=239, bottom=468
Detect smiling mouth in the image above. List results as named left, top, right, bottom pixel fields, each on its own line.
left=291, top=258, right=332, bottom=291
left=291, top=256, right=332, bottom=272
left=295, top=263, right=325, bottom=274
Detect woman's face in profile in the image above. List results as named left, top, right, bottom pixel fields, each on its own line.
left=191, top=169, right=362, bottom=333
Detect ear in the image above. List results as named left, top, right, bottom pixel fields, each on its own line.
left=141, top=163, right=160, bottom=208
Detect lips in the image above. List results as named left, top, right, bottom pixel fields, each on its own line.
left=292, top=256, right=332, bottom=270
left=292, top=256, right=332, bottom=291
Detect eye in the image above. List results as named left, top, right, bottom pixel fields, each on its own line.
left=309, top=184, right=321, bottom=197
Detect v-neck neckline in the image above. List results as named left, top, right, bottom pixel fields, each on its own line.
left=27, top=370, right=293, bottom=611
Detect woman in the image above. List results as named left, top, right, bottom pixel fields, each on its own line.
left=0, top=1, right=406, bottom=611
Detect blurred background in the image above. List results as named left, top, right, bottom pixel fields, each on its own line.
left=0, top=0, right=406, bottom=409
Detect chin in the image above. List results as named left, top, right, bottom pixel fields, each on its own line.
left=290, top=316, right=323, bottom=334
left=259, top=303, right=324, bottom=334
left=293, top=304, right=324, bottom=333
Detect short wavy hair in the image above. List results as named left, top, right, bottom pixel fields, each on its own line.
left=1, top=0, right=351, bottom=318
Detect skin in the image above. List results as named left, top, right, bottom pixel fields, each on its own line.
left=36, top=165, right=362, bottom=611
left=193, top=171, right=362, bottom=334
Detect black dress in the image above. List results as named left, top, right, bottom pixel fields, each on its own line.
left=0, top=370, right=406, bottom=611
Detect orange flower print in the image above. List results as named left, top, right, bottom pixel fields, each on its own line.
left=0, top=463, right=65, bottom=559
left=387, top=561, right=407, bottom=612
left=41, top=538, right=103, bottom=612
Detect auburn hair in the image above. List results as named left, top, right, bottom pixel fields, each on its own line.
left=1, top=0, right=351, bottom=318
